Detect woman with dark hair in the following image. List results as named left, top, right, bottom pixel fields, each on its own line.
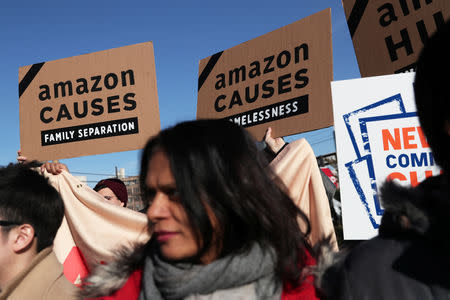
left=81, top=119, right=319, bottom=300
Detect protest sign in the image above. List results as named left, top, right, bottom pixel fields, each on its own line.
left=197, top=9, right=333, bottom=140
left=342, top=0, right=449, bottom=76
left=332, top=73, right=440, bottom=239
left=19, top=42, right=160, bottom=161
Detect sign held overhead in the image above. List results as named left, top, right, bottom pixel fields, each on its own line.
left=19, top=42, right=160, bottom=161
left=342, top=0, right=449, bottom=76
left=197, top=9, right=333, bottom=140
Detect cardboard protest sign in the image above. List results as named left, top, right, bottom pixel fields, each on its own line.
left=342, top=0, right=449, bottom=76
left=19, top=42, right=160, bottom=161
left=197, top=9, right=333, bottom=140
left=332, top=73, right=440, bottom=239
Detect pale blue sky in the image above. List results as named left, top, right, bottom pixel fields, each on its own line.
left=0, top=0, right=360, bottom=184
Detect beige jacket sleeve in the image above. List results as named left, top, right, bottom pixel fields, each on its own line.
left=45, top=171, right=150, bottom=272
left=270, top=139, right=338, bottom=250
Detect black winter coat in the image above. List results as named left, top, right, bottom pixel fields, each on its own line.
left=320, top=175, right=450, bottom=300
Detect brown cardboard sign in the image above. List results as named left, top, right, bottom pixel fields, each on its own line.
left=197, top=9, right=333, bottom=140
left=19, top=42, right=160, bottom=161
left=342, top=0, right=449, bottom=76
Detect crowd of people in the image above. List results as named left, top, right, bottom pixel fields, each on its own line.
left=0, top=20, right=448, bottom=300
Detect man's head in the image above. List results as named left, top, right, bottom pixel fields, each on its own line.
left=0, top=163, right=64, bottom=253
left=414, top=21, right=450, bottom=173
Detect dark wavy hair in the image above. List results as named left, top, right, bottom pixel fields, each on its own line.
left=0, top=163, right=64, bottom=252
left=414, top=20, right=450, bottom=173
left=140, top=119, right=312, bottom=284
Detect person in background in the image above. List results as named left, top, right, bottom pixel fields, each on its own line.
left=94, top=178, right=128, bottom=207
left=262, top=127, right=339, bottom=246
left=0, top=163, right=76, bottom=299
left=318, top=20, right=450, bottom=300
left=17, top=151, right=128, bottom=208
left=81, top=119, right=320, bottom=300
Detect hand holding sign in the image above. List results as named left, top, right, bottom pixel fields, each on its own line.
left=264, top=127, right=286, bottom=154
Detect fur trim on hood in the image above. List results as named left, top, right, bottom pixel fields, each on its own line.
left=79, top=243, right=147, bottom=299
left=378, top=175, right=450, bottom=241
left=310, top=237, right=345, bottom=292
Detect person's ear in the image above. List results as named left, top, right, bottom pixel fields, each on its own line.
left=120, top=202, right=125, bottom=207
left=11, top=224, right=35, bottom=253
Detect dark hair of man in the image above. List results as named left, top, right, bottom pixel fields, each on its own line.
left=140, top=119, right=312, bottom=284
left=414, top=20, right=450, bottom=172
left=0, top=163, right=64, bottom=252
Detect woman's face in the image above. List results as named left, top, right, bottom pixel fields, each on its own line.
left=146, top=151, right=219, bottom=263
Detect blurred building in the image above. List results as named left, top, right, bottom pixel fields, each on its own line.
left=121, top=175, right=144, bottom=212
left=316, top=152, right=337, bottom=170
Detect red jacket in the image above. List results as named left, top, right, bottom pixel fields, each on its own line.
left=91, top=250, right=319, bottom=300
left=282, top=250, right=319, bottom=300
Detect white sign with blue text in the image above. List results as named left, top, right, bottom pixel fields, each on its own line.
left=332, top=73, right=440, bottom=240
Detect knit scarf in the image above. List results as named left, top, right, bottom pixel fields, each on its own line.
left=138, top=243, right=281, bottom=300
